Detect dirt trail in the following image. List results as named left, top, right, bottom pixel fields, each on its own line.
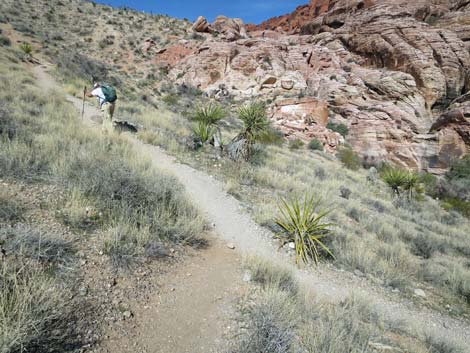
left=34, top=64, right=470, bottom=352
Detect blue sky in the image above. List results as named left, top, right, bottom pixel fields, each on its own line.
left=95, top=0, right=307, bottom=24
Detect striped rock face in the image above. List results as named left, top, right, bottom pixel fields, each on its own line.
left=169, top=4, right=469, bottom=171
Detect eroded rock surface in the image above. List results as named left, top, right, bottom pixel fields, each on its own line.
left=165, top=2, right=470, bottom=171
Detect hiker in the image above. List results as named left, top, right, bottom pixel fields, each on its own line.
left=86, top=82, right=118, bottom=134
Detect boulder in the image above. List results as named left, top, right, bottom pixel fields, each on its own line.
left=192, top=16, right=212, bottom=33
left=212, top=16, right=247, bottom=41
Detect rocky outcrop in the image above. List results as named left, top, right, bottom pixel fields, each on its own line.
left=192, top=16, right=212, bottom=33
left=192, top=16, right=247, bottom=41
left=171, top=1, right=470, bottom=171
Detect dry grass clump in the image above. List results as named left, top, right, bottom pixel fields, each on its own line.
left=0, top=259, right=72, bottom=353
left=0, top=190, right=23, bottom=223
left=230, top=258, right=466, bottom=353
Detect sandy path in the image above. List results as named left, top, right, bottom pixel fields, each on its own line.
left=34, top=64, right=470, bottom=352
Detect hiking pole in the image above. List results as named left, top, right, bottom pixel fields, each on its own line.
left=81, top=86, right=86, bottom=120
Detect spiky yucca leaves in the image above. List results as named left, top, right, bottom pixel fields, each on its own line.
left=191, top=102, right=225, bottom=144
left=382, top=168, right=408, bottom=196
left=275, top=194, right=334, bottom=265
left=228, top=102, right=271, bottom=161
left=238, top=102, right=270, bottom=144
left=193, top=102, right=226, bottom=126
left=192, top=121, right=216, bottom=144
left=382, top=167, right=422, bottom=199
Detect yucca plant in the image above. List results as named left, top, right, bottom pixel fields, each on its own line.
left=275, top=194, right=334, bottom=266
left=192, top=121, right=215, bottom=144
left=238, top=102, right=270, bottom=144
left=193, top=102, right=226, bottom=126
left=229, top=102, right=271, bottom=161
left=382, top=167, right=422, bottom=199
left=191, top=102, right=225, bottom=145
left=403, top=172, right=420, bottom=199
left=382, top=168, right=408, bottom=196
left=19, top=42, right=32, bottom=56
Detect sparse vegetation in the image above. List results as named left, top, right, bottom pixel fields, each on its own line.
left=288, top=138, right=304, bottom=150
left=0, top=41, right=204, bottom=351
left=231, top=258, right=466, bottom=353
left=326, top=121, right=349, bottom=137
left=307, top=138, right=323, bottom=151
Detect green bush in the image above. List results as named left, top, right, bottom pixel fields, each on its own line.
left=162, top=94, right=178, bottom=106
left=336, top=146, right=361, bottom=170
left=327, top=122, right=348, bottom=137
left=288, top=139, right=305, bottom=150
left=308, top=138, right=323, bottom=151
left=441, top=197, right=470, bottom=218
left=419, top=172, right=438, bottom=196
left=276, top=194, right=334, bottom=265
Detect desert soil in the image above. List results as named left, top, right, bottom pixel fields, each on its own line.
left=33, top=63, right=470, bottom=352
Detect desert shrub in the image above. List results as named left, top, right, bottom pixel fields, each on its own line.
left=339, top=186, right=351, bottom=199
left=162, top=94, right=178, bottom=106
left=410, top=232, right=447, bottom=259
left=245, top=257, right=298, bottom=295
left=230, top=288, right=298, bottom=353
left=336, top=146, right=361, bottom=170
left=0, top=35, right=11, bottom=46
left=288, top=139, right=304, bottom=150
left=19, top=42, right=32, bottom=55
left=441, top=197, right=470, bottom=218
left=308, top=138, right=323, bottom=151
left=419, top=172, right=438, bottom=196
left=275, top=194, right=334, bottom=265
left=326, top=122, right=348, bottom=137
left=447, top=155, right=470, bottom=181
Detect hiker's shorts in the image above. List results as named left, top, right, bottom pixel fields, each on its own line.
left=101, top=102, right=116, bottom=134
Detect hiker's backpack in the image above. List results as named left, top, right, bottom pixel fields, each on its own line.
left=101, top=85, right=117, bottom=103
